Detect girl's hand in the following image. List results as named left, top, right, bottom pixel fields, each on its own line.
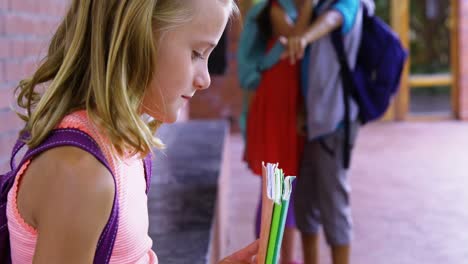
left=280, top=35, right=307, bottom=65
left=219, top=240, right=259, bottom=264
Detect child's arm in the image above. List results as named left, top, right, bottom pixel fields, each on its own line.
left=20, top=147, right=115, bottom=264
left=301, top=9, right=343, bottom=45
left=282, top=8, right=342, bottom=64
left=282, top=0, right=359, bottom=64
left=270, top=0, right=313, bottom=38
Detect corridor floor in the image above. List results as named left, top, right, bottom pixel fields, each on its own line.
left=225, top=121, right=468, bottom=264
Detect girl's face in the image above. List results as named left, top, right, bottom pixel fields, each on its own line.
left=142, top=0, right=230, bottom=123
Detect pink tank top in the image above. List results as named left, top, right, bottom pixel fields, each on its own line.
left=6, top=111, right=158, bottom=263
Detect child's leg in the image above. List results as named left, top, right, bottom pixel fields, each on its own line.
left=294, top=140, right=323, bottom=264
left=301, top=232, right=319, bottom=264
left=316, top=123, right=359, bottom=264
left=281, top=227, right=299, bottom=264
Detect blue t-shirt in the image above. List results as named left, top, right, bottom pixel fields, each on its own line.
left=328, top=0, right=360, bottom=34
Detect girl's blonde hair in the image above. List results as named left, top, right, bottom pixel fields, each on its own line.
left=15, top=0, right=237, bottom=156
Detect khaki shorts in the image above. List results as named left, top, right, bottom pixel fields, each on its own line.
left=294, top=122, right=359, bottom=246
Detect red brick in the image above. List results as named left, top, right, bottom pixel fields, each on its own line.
left=461, top=90, right=468, bottom=99
left=461, top=102, right=468, bottom=113
left=462, top=62, right=468, bottom=77
left=56, top=2, right=68, bottom=17
left=10, top=39, right=26, bottom=58
left=40, top=0, right=67, bottom=17
left=462, top=1, right=468, bottom=14
left=36, top=20, right=49, bottom=36
left=461, top=100, right=468, bottom=112
left=0, top=15, right=5, bottom=34
left=0, top=0, right=7, bottom=10
left=461, top=63, right=468, bottom=77
left=0, top=82, right=10, bottom=90
left=462, top=94, right=468, bottom=106
left=26, top=39, right=48, bottom=58
left=4, top=14, right=36, bottom=36
left=4, top=59, right=39, bottom=82
left=0, top=37, right=9, bottom=59
left=0, top=110, right=23, bottom=133
left=458, top=90, right=468, bottom=100
left=37, top=0, right=53, bottom=14
left=0, top=131, right=18, bottom=162
left=10, top=0, right=35, bottom=13
left=0, top=61, right=4, bottom=82
left=0, top=160, right=8, bottom=174
left=462, top=25, right=468, bottom=32
left=462, top=27, right=468, bottom=38
left=23, top=59, right=38, bottom=76
left=0, top=87, right=14, bottom=110
left=4, top=14, right=58, bottom=37
left=4, top=60, right=24, bottom=82
left=7, top=38, right=48, bottom=59
left=9, top=0, right=65, bottom=17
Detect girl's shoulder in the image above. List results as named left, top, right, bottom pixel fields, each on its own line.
left=17, top=145, right=115, bottom=261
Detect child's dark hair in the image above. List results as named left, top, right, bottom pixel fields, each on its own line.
left=256, top=0, right=274, bottom=41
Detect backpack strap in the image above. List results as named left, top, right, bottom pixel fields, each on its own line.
left=331, top=25, right=353, bottom=169
left=143, top=153, right=152, bottom=194
left=17, top=129, right=119, bottom=264
left=3, top=128, right=153, bottom=263
left=9, top=133, right=29, bottom=171
left=8, top=130, right=152, bottom=194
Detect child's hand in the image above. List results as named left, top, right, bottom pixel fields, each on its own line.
left=280, top=36, right=307, bottom=65
left=218, top=240, right=259, bottom=264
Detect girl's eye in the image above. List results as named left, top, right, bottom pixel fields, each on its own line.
left=192, top=50, right=206, bottom=60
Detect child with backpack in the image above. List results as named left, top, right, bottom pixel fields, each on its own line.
left=281, top=0, right=405, bottom=263
left=283, top=1, right=363, bottom=263
left=0, top=0, right=260, bottom=263
left=241, top=0, right=313, bottom=263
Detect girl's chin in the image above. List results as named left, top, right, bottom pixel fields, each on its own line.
left=141, top=106, right=181, bottom=124
left=147, top=112, right=178, bottom=124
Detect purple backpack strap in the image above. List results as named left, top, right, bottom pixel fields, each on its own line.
left=10, top=128, right=119, bottom=264
left=9, top=136, right=27, bottom=171
left=143, top=153, right=152, bottom=194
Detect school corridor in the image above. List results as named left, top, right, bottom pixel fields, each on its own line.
left=225, top=121, right=468, bottom=264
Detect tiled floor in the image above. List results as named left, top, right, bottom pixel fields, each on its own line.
left=225, top=121, right=468, bottom=264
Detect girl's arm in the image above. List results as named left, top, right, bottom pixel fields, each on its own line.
left=18, top=147, right=115, bottom=264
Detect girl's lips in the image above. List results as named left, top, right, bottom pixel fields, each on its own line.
left=181, top=95, right=192, bottom=100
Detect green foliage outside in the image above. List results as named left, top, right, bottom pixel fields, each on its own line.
left=374, top=0, right=451, bottom=96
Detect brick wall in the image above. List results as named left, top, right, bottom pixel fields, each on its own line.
left=459, top=0, right=468, bottom=120
left=0, top=0, right=67, bottom=171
